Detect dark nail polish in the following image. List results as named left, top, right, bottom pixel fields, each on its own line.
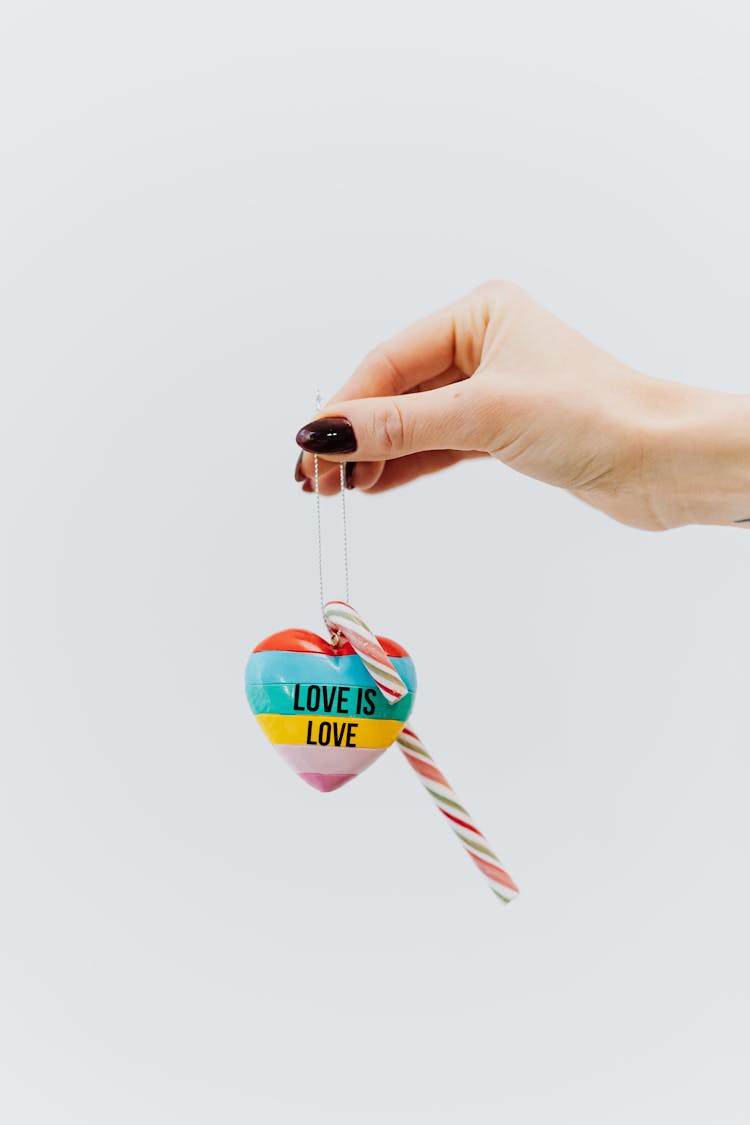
left=294, top=452, right=306, bottom=482
left=301, top=479, right=314, bottom=492
left=295, top=416, right=357, bottom=455
left=345, top=462, right=356, bottom=490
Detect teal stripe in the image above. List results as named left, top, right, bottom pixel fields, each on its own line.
left=246, top=682, right=414, bottom=721
left=245, top=651, right=417, bottom=693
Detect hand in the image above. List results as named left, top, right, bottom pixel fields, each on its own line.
left=295, top=281, right=750, bottom=530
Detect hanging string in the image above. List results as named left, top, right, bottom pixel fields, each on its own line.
left=339, top=462, right=351, bottom=605
left=313, top=391, right=325, bottom=622
left=312, top=390, right=351, bottom=626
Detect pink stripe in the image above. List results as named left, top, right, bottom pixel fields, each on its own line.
left=299, top=772, right=356, bottom=792
left=275, top=744, right=388, bottom=776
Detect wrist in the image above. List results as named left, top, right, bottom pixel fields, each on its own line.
left=639, top=383, right=750, bottom=529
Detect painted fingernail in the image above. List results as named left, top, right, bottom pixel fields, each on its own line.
left=294, top=452, right=306, bottom=482
left=345, top=462, right=356, bottom=490
left=301, top=479, right=314, bottom=493
left=295, top=416, right=357, bottom=455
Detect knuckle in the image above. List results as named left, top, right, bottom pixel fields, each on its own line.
left=364, top=346, right=403, bottom=396
left=374, top=399, right=407, bottom=454
left=476, top=278, right=526, bottom=305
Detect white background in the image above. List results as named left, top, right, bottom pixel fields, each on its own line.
left=2, top=3, right=749, bottom=1122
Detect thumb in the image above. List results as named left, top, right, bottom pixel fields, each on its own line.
left=296, top=380, right=493, bottom=462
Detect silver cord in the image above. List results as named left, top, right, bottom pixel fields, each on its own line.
left=313, top=391, right=325, bottom=620
left=314, top=451, right=325, bottom=620
left=339, top=462, right=350, bottom=604
left=312, top=390, right=351, bottom=625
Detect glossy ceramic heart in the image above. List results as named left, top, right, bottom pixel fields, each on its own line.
left=245, top=628, right=417, bottom=791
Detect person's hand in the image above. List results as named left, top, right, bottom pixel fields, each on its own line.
left=295, top=281, right=750, bottom=530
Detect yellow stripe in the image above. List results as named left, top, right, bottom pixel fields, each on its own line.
left=256, top=713, right=404, bottom=749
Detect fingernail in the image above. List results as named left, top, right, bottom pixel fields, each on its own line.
left=345, top=462, right=356, bottom=490
left=301, top=479, right=314, bottom=493
left=294, top=452, right=306, bottom=482
left=295, top=416, right=357, bottom=455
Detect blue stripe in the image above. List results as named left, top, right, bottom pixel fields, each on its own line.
left=245, top=651, right=417, bottom=693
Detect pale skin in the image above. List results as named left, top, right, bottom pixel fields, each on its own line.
left=295, top=281, right=750, bottom=531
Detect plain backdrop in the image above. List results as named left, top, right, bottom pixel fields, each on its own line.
left=2, top=3, right=749, bottom=1122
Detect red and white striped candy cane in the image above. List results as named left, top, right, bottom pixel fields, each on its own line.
left=324, top=600, right=519, bottom=904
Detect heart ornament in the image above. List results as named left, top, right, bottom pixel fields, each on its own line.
left=245, top=626, right=417, bottom=792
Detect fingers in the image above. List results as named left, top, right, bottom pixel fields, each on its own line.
left=298, top=364, right=477, bottom=483
left=298, top=367, right=470, bottom=481
left=294, top=282, right=512, bottom=489
left=297, top=450, right=485, bottom=495
left=327, top=286, right=495, bottom=405
left=361, top=450, right=487, bottom=493
left=330, top=303, right=459, bottom=403
left=311, top=459, right=384, bottom=495
left=297, top=379, right=495, bottom=463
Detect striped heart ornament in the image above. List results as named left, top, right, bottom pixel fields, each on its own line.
left=245, top=627, right=416, bottom=792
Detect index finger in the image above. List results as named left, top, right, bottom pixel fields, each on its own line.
left=328, top=301, right=461, bottom=405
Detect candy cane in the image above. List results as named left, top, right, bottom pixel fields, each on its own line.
left=324, top=600, right=519, bottom=903
left=324, top=601, right=409, bottom=703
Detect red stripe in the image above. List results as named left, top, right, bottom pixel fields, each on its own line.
left=438, top=806, right=485, bottom=839
left=402, top=751, right=450, bottom=788
left=467, top=850, right=519, bottom=893
left=252, top=628, right=410, bottom=658
left=377, top=680, right=402, bottom=699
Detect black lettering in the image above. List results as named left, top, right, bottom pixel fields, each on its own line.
left=332, top=722, right=346, bottom=746
left=306, top=719, right=316, bottom=744
left=346, top=722, right=358, bottom=747
left=307, top=685, right=320, bottom=711
left=363, top=688, right=376, bottom=716
left=293, top=684, right=304, bottom=711
left=318, top=721, right=331, bottom=746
